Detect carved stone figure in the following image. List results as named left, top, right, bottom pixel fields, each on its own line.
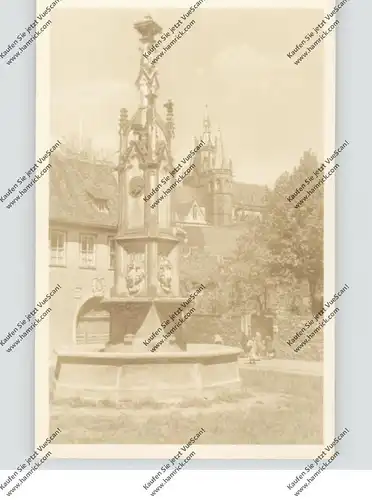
left=92, top=277, right=105, bottom=296
left=158, top=256, right=172, bottom=294
left=126, top=256, right=145, bottom=295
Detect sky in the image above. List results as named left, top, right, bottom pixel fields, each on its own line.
left=51, top=8, right=325, bottom=187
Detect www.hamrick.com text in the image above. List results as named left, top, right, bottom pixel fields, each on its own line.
left=0, top=284, right=61, bottom=353
left=287, top=427, right=349, bottom=496
left=143, top=284, right=205, bottom=352
left=287, top=140, right=349, bottom=208
left=143, top=428, right=206, bottom=496
left=0, top=428, right=62, bottom=497
left=0, top=0, right=63, bottom=66
left=0, top=140, right=61, bottom=210
left=143, top=140, right=204, bottom=208
left=143, top=0, right=206, bottom=65
left=287, top=0, right=350, bottom=66
left=286, top=283, right=349, bottom=353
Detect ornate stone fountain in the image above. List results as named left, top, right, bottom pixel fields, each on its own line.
left=53, top=16, right=241, bottom=402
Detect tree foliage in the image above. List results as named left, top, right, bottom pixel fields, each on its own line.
left=267, top=150, right=323, bottom=312
left=179, top=248, right=226, bottom=313
left=231, top=150, right=324, bottom=315
left=179, top=150, right=324, bottom=316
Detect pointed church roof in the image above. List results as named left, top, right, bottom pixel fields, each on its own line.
left=197, top=109, right=232, bottom=171
left=201, top=105, right=213, bottom=146
left=214, top=127, right=231, bottom=171
left=232, top=182, right=268, bottom=207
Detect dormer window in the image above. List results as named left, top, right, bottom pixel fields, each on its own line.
left=86, top=191, right=109, bottom=213
left=95, top=199, right=109, bottom=213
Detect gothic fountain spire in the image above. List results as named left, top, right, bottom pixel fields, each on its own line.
left=134, top=15, right=161, bottom=106
left=133, top=15, right=163, bottom=164
left=106, top=14, right=185, bottom=353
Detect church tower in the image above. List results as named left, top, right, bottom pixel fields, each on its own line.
left=195, top=106, right=233, bottom=226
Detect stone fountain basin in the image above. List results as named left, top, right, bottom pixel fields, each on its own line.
left=53, top=344, right=242, bottom=401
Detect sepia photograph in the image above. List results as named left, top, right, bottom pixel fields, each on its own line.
left=35, top=0, right=336, bottom=459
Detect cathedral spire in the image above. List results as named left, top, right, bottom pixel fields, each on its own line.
left=202, top=104, right=212, bottom=144
left=215, top=127, right=228, bottom=170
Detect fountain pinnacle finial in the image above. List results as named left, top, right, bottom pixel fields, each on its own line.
left=134, top=16, right=162, bottom=112
left=134, top=15, right=162, bottom=44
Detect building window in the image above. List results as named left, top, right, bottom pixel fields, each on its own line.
left=80, top=234, right=96, bottom=268
left=50, top=231, right=66, bottom=266
left=192, top=205, right=198, bottom=220
left=108, top=236, right=116, bottom=269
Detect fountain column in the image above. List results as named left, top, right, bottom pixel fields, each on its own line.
left=102, top=16, right=187, bottom=353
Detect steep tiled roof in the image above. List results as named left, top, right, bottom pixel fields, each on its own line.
left=232, top=182, right=268, bottom=207
left=50, top=155, right=118, bottom=228
left=49, top=155, right=267, bottom=228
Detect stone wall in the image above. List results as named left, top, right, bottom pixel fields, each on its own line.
left=275, top=313, right=323, bottom=361
left=185, top=312, right=323, bottom=361
left=185, top=314, right=242, bottom=347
